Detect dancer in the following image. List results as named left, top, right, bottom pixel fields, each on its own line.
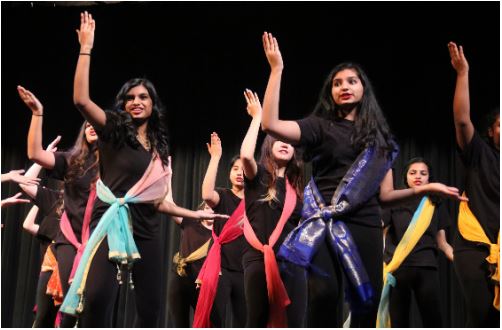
left=260, top=32, right=467, bottom=327
left=240, top=89, right=306, bottom=327
left=59, top=12, right=226, bottom=327
left=193, top=132, right=246, bottom=327
left=448, top=41, right=500, bottom=327
left=383, top=157, right=453, bottom=327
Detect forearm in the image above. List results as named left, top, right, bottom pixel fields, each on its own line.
left=23, top=206, right=40, bottom=235
left=453, top=73, right=471, bottom=126
left=158, top=200, right=200, bottom=219
left=262, top=69, right=283, bottom=131
left=241, top=117, right=261, bottom=161
left=27, top=115, right=52, bottom=166
left=201, top=156, right=220, bottom=203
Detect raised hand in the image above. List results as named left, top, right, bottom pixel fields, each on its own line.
left=46, top=135, right=61, bottom=152
left=263, top=32, right=284, bottom=71
left=243, top=89, right=262, bottom=119
left=2, top=170, right=40, bottom=186
left=17, top=86, right=43, bottom=115
left=77, top=11, right=95, bottom=53
left=206, top=132, right=222, bottom=159
left=1, top=192, right=31, bottom=208
left=448, top=42, right=469, bottom=75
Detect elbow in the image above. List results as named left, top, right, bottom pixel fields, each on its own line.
left=73, top=95, right=90, bottom=111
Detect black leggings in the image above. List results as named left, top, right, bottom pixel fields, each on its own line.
left=74, top=236, right=164, bottom=327
left=389, top=266, right=442, bottom=327
left=454, top=247, right=500, bottom=327
left=32, top=271, right=59, bottom=327
left=167, top=270, right=199, bottom=327
left=210, top=267, right=246, bottom=327
left=244, top=259, right=308, bottom=327
left=55, top=243, right=78, bottom=328
left=308, top=222, right=383, bottom=327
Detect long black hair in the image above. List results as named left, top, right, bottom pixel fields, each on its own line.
left=402, top=157, right=433, bottom=188
left=313, top=62, right=394, bottom=152
left=65, top=121, right=99, bottom=184
left=111, top=78, right=170, bottom=166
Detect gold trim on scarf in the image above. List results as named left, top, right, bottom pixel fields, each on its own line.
left=173, top=239, right=211, bottom=277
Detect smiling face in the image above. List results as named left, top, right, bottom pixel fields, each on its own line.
left=406, top=162, right=430, bottom=188
left=229, top=158, right=244, bottom=189
left=84, top=122, right=97, bottom=144
left=124, top=85, right=153, bottom=120
left=331, top=68, right=364, bottom=106
left=271, top=141, right=294, bottom=167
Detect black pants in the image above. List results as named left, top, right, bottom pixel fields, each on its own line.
left=389, top=266, right=442, bottom=327
left=454, top=247, right=500, bottom=327
left=74, top=236, right=163, bottom=327
left=56, top=243, right=78, bottom=328
left=167, top=269, right=200, bottom=327
left=210, top=267, right=246, bottom=327
left=244, top=259, right=307, bottom=327
left=307, top=222, right=383, bottom=327
left=32, top=271, right=59, bottom=327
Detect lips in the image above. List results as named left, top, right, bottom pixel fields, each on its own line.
left=414, top=180, right=422, bottom=185
left=340, top=93, right=352, bottom=100
left=236, top=177, right=243, bottom=183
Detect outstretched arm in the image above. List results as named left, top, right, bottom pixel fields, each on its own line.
left=157, top=199, right=229, bottom=221
left=448, top=42, right=474, bottom=150
left=240, top=89, right=261, bottom=181
left=201, top=132, right=222, bottom=208
left=379, top=169, right=468, bottom=206
left=261, top=32, right=301, bottom=144
left=73, top=11, right=106, bottom=129
left=2, top=169, right=40, bottom=185
left=22, top=205, right=40, bottom=236
left=1, top=192, right=30, bottom=208
left=436, top=229, right=454, bottom=262
left=18, top=86, right=56, bottom=169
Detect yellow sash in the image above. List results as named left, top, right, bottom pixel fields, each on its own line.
left=173, top=239, right=211, bottom=277
left=458, top=195, right=500, bottom=310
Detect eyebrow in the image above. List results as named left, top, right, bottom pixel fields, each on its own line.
left=333, top=76, right=359, bottom=81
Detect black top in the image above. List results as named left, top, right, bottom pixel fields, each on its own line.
left=92, top=111, right=161, bottom=239
left=383, top=197, right=450, bottom=268
left=455, top=131, right=500, bottom=251
left=296, top=115, right=381, bottom=227
left=177, top=218, right=212, bottom=277
left=47, top=151, right=96, bottom=242
left=212, top=187, right=245, bottom=272
left=242, top=165, right=302, bottom=266
left=32, top=186, right=62, bottom=260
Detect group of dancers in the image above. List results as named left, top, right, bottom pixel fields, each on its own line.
left=2, top=11, right=499, bottom=328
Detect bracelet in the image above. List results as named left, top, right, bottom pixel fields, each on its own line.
left=32, top=113, right=43, bottom=117
left=79, top=52, right=91, bottom=56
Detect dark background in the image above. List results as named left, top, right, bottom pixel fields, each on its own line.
left=1, top=1, right=499, bottom=327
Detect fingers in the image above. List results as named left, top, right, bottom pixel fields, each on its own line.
left=11, top=169, right=25, bottom=175
left=47, top=135, right=62, bottom=150
left=210, top=132, right=221, bottom=146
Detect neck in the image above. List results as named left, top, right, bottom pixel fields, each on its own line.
left=275, top=166, right=286, bottom=177
left=231, top=186, right=244, bottom=198
left=135, top=120, right=148, bottom=137
left=337, top=105, right=358, bottom=121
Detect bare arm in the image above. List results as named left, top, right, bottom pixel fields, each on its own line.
left=2, top=169, right=40, bottom=185
left=1, top=193, right=30, bottom=208
left=261, top=32, right=301, bottom=144
left=22, top=205, right=40, bottom=236
left=240, top=89, right=261, bottom=181
left=436, top=229, right=454, bottom=262
left=157, top=199, right=229, bottom=221
left=17, top=86, right=56, bottom=169
left=165, top=156, right=183, bottom=225
left=379, top=169, right=468, bottom=206
left=74, top=11, right=106, bottom=129
left=201, top=132, right=222, bottom=208
left=448, top=42, right=474, bottom=150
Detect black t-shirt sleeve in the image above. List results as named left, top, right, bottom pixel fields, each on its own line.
left=95, top=110, right=127, bottom=143
left=435, top=201, right=450, bottom=231
left=458, top=131, right=485, bottom=168
left=296, top=115, right=324, bottom=148
left=46, top=151, right=69, bottom=181
left=33, top=186, right=60, bottom=217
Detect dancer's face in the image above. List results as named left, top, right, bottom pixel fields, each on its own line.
left=488, top=116, right=500, bottom=149
left=84, top=122, right=97, bottom=144
left=331, top=69, right=364, bottom=106
left=406, top=162, right=430, bottom=188
left=229, top=159, right=244, bottom=189
left=271, top=141, right=294, bottom=167
left=124, top=85, right=153, bottom=120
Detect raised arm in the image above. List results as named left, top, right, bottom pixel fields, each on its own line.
left=201, top=132, right=222, bottom=208
left=22, top=205, right=40, bottom=236
left=448, top=42, right=474, bottom=150
left=74, top=11, right=106, bottom=129
left=240, top=89, right=261, bottom=180
left=261, top=32, right=301, bottom=144
left=18, top=86, right=56, bottom=169
left=379, top=169, right=468, bottom=206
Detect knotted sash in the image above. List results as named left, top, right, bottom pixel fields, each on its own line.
left=60, top=155, right=171, bottom=316
left=243, top=178, right=297, bottom=327
left=173, top=239, right=211, bottom=277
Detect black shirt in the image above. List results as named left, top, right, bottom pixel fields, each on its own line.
left=212, top=187, right=245, bottom=272
left=177, top=218, right=212, bottom=277
left=92, top=111, right=161, bottom=239
left=296, top=115, right=381, bottom=227
left=32, top=186, right=62, bottom=260
left=48, top=151, right=96, bottom=242
left=455, top=131, right=500, bottom=251
left=243, top=165, right=302, bottom=266
left=383, top=197, right=450, bottom=268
